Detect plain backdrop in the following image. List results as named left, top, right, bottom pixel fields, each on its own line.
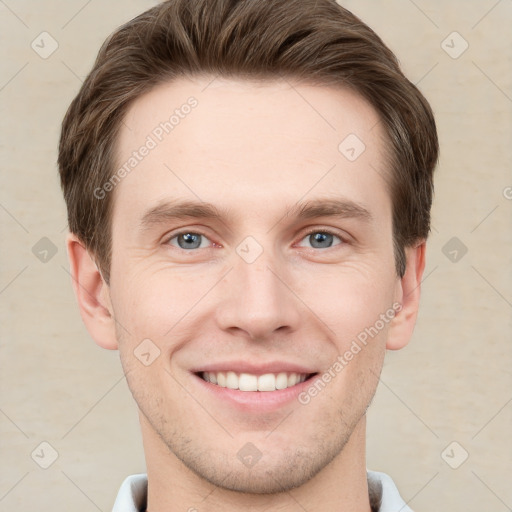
left=1, top=1, right=511, bottom=510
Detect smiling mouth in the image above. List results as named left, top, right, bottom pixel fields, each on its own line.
left=197, top=371, right=317, bottom=392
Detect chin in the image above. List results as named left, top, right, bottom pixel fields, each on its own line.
left=170, top=431, right=351, bottom=495
left=188, top=452, right=323, bottom=494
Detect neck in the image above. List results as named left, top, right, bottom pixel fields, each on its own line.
left=140, top=412, right=372, bottom=512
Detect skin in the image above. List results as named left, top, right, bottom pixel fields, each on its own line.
left=67, top=77, right=425, bottom=512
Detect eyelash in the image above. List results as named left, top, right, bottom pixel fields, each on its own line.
left=164, top=227, right=347, bottom=251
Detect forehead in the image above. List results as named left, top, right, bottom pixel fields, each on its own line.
left=113, top=77, right=390, bottom=227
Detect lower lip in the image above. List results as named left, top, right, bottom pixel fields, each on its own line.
left=192, top=373, right=317, bottom=413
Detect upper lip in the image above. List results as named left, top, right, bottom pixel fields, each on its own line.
left=190, top=360, right=317, bottom=376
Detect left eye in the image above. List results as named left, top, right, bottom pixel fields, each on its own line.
left=297, top=231, right=343, bottom=249
left=167, top=232, right=211, bottom=250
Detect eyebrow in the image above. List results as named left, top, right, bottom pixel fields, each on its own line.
left=138, top=197, right=373, bottom=233
left=290, top=198, right=372, bottom=223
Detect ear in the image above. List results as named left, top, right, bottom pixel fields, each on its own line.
left=386, top=240, right=426, bottom=350
left=66, top=233, right=118, bottom=350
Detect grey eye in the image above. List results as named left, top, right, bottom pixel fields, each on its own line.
left=169, top=232, right=209, bottom=250
left=298, top=231, right=342, bottom=249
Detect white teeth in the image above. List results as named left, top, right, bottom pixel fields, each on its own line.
left=239, top=373, right=258, bottom=391
left=217, top=371, right=226, bottom=387
left=258, top=373, right=276, bottom=391
left=201, top=371, right=310, bottom=391
left=275, top=372, right=288, bottom=390
left=226, top=371, right=238, bottom=389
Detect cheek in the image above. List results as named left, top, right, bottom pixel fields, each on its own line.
left=111, top=264, right=219, bottom=341
left=111, top=246, right=398, bottom=353
left=293, top=263, right=397, bottom=340
left=292, top=265, right=395, bottom=399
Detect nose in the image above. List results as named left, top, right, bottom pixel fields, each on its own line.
left=214, top=247, right=302, bottom=341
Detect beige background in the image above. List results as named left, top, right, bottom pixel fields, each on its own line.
left=1, top=1, right=511, bottom=510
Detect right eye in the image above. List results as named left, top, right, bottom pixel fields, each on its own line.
left=166, top=231, right=212, bottom=250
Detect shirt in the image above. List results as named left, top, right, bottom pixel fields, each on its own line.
left=111, top=470, right=413, bottom=511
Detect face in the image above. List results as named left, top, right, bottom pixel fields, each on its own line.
left=107, top=77, right=402, bottom=493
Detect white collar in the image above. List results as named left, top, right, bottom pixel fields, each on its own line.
left=112, top=470, right=413, bottom=512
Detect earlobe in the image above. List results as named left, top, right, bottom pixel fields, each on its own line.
left=386, top=241, right=426, bottom=350
left=66, top=233, right=118, bottom=350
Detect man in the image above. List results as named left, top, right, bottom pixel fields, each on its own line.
left=58, top=0, right=438, bottom=510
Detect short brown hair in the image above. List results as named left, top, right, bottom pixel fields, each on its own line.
left=59, top=0, right=438, bottom=284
